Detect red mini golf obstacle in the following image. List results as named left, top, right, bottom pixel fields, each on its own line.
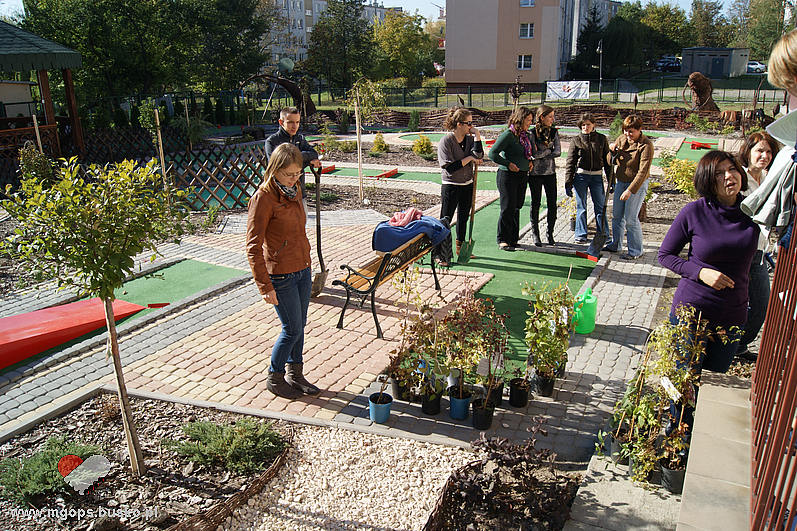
left=321, top=165, right=336, bottom=174
left=0, top=298, right=146, bottom=371
left=365, top=168, right=399, bottom=180
left=690, top=141, right=717, bottom=150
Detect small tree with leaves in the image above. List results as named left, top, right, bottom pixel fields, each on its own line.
left=1, top=157, right=189, bottom=477
left=346, top=78, right=387, bottom=201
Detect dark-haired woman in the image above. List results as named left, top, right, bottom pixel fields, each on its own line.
left=489, top=106, right=534, bottom=250
left=735, top=132, right=781, bottom=360
left=658, top=150, right=759, bottom=375
left=438, top=107, right=483, bottom=260
left=528, top=105, right=561, bottom=246
left=565, top=112, right=612, bottom=245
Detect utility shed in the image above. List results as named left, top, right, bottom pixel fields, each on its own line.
left=681, top=47, right=749, bottom=78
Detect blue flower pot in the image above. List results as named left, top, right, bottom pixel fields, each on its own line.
left=447, top=386, right=472, bottom=420
left=369, top=392, right=393, bottom=424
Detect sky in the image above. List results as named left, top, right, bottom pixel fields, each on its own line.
left=0, top=0, right=724, bottom=25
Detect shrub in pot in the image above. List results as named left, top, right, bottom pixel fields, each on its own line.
left=522, top=279, right=575, bottom=397
left=507, top=363, right=534, bottom=408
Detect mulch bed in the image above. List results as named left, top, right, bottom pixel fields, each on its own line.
left=0, top=394, right=290, bottom=531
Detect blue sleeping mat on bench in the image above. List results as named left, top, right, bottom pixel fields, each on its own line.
left=372, top=216, right=450, bottom=253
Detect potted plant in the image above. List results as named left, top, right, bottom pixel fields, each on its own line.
left=522, top=278, right=575, bottom=397
left=658, top=417, right=689, bottom=494
left=645, top=305, right=705, bottom=492
left=508, top=364, right=532, bottom=408
left=471, top=299, right=510, bottom=430
left=440, top=281, right=488, bottom=421
left=389, top=267, right=451, bottom=415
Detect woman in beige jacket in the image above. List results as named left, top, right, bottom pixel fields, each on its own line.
left=603, top=115, right=654, bottom=259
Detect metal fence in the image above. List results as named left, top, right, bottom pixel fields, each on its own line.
left=751, top=234, right=797, bottom=529
left=306, top=76, right=782, bottom=109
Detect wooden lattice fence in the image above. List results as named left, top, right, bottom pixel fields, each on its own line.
left=166, top=144, right=267, bottom=211
left=80, top=126, right=188, bottom=164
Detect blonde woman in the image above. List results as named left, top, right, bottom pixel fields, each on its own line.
left=246, top=143, right=319, bottom=399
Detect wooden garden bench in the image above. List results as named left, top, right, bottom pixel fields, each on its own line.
left=332, top=233, right=441, bottom=339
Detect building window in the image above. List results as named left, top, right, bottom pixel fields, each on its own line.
left=517, top=55, right=533, bottom=70
left=297, top=18, right=303, bottom=29
left=519, top=23, right=534, bottom=38
left=520, top=0, right=535, bottom=6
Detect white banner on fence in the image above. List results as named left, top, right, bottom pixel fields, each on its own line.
left=546, top=81, right=590, bottom=100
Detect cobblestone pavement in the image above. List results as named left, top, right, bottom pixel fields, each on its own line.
left=0, top=167, right=668, bottom=467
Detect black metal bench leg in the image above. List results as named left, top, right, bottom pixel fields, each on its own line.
left=430, top=258, right=441, bottom=291
left=337, top=290, right=351, bottom=329
left=371, top=291, right=383, bottom=339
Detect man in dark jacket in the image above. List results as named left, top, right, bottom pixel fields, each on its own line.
left=265, top=106, right=321, bottom=197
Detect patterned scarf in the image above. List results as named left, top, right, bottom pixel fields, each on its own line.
left=510, top=124, right=533, bottom=161
left=275, top=180, right=298, bottom=200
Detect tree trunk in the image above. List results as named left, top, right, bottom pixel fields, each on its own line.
left=355, top=87, right=363, bottom=202
left=103, top=297, right=146, bottom=477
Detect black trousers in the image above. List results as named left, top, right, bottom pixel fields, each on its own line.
left=496, top=169, right=528, bottom=245
left=441, top=183, right=474, bottom=243
left=529, top=173, right=557, bottom=235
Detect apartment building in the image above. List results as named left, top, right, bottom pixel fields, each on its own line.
left=270, top=0, right=398, bottom=63
left=446, top=0, right=618, bottom=86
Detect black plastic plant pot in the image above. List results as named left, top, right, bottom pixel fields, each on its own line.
left=471, top=398, right=495, bottom=430
left=610, top=430, right=629, bottom=465
left=660, top=459, right=686, bottom=494
left=536, top=372, right=556, bottom=397
left=509, top=378, right=530, bottom=408
left=389, top=377, right=412, bottom=402
left=486, top=380, right=504, bottom=408
left=421, top=392, right=442, bottom=415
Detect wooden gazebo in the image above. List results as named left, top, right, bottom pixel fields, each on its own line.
left=0, top=20, right=84, bottom=163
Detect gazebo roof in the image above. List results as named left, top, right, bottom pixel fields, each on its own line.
left=0, top=20, right=81, bottom=72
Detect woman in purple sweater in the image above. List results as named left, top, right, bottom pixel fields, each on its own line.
left=658, top=151, right=758, bottom=374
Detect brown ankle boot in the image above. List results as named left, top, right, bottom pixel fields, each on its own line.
left=285, top=363, right=320, bottom=395
left=455, top=240, right=462, bottom=255
left=266, top=371, right=303, bottom=399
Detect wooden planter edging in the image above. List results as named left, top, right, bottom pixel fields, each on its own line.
left=423, top=459, right=481, bottom=531
left=166, top=426, right=294, bottom=531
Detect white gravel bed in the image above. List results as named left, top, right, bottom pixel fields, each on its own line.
left=223, top=425, right=475, bottom=531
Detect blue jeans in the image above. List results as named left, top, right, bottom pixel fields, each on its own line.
left=739, top=250, right=770, bottom=352
left=573, top=173, right=608, bottom=239
left=269, top=267, right=311, bottom=374
left=606, top=180, right=648, bottom=256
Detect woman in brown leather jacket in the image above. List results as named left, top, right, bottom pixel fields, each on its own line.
left=246, top=143, right=319, bottom=399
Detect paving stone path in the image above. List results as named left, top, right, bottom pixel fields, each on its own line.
left=0, top=169, right=669, bottom=466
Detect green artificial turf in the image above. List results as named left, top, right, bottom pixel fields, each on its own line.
left=112, top=259, right=244, bottom=315
left=444, top=199, right=594, bottom=372
left=675, top=137, right=721, bottom=161
left=397, top=133, right=446, bottom=142
left=325, top=168, right=499, bottom=190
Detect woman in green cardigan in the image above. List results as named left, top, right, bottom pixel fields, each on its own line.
left=489, top=106, right=534, bottom=250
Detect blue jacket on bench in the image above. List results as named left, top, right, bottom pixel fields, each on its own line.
left=372, top=216, right=451, bottom=253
